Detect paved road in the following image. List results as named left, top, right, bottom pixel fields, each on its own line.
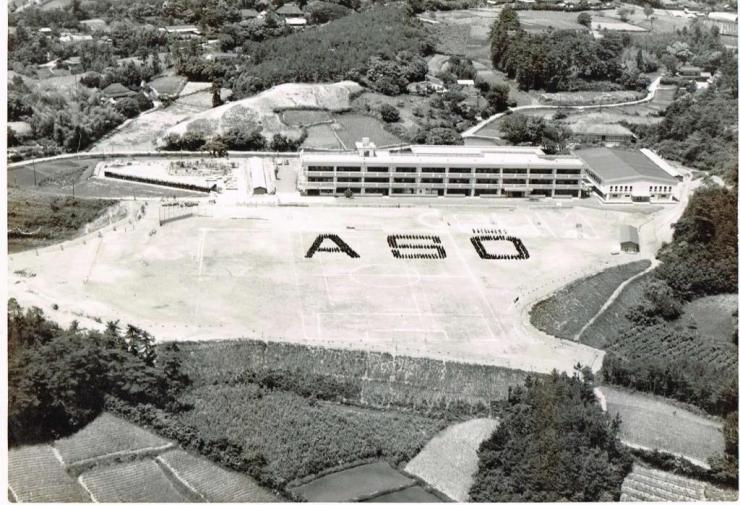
left=462, top=75, right=664, bottom=138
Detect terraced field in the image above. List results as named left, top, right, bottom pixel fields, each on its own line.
left=404, top=418, right=500, bottom=501
left=8, top=445, right=91, bottom=502
left=292, top=462, right=414, bottom=502
left=80, top=459, right=191, bottom=502
left=158, top=449, right=279, bottom=502
left=54, top=413, right=175, bottom=466
left=620, top=464, right=737, bottom=502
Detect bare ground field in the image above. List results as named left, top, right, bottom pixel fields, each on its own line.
left=7, top=202, right=665, bottom=374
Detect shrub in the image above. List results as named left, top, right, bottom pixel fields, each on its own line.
left=577, top=12, right=592, bottom=26
left=379, top=104, right=401, bottom=122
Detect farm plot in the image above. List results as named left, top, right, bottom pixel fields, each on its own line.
left=404, top=418, right=499, bottom=502
left=179, top=81, right=212, bottom=96
left=598, top=386, right=724, bottom=465
left=530, top=259, right=651, bottom=340
left=291, top=461, right=415, bottom=502
left=674, top=294, right=738, bottom=344
left=54, top=413, right=175, bottom=466
left=8, top=445, right=91, bottom=502
left=282, top=110, right=332, bottom=126
left=80, top=459, right=192, bottom=502
left=538, top=90, right=645, bottom=106
left=516, top=10, right=590, bottom=32
left=332, top=114, right=404, bottom=147
left=158, top=449, right=280, bottom=502
left=620, top=464, right=737, bottom=502
left=430, top=23, right=470, bottom=56
left=149, top=76, right=188, bottom=96
left=303, top=124, right=345, bottom=149
left=612, top=86, right=676, bottom=116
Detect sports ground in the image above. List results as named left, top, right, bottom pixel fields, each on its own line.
left=8, top=202, right=653, bottom=374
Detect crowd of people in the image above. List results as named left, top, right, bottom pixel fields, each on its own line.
left=305, top=234, right=361, bottom=259
left=387, top=234, right=447, bottom=259
left=470, top=235, right=530, bottom=261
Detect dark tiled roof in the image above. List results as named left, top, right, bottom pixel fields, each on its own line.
left=102, top=83, right=135, bottom=97
left=276, top=3, right=304, bottom=15
left=575, top=148, right=676, bottom=184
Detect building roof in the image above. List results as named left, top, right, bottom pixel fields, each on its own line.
left=102, top=83, right=136, bottom=98
left=162, top=25, right=201, bottom=33
left=249, top=158, right=267, bottom=189
left=708, top=11, right=738, bottom=22
left=286, top=17, right=308, bottom=25
left=240, top=8, right=259, bottom=18
left=457, top=79, right=475, bottom=86
left=276, top=3, right=304, bottom=15
left=575, top=148, right=677, bottom=184
left=569, top=123, right=634, bottom=137
left=679, top=66, right=702, bottom=72
left=303, top=145, right=584, bottom=169
left=63, top=56, right=82, bottom=65
left=620, top=225, right=639, bottom=245
left=638, top=149, right=681, bottom=178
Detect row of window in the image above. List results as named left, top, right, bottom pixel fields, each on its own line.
left=306, top=166, right=580, bottom=175
left=650, top=185, right=672, bottom=193
left=306, top=177, right=580, bottom=186
left=609, top=185, right=633, bottom=193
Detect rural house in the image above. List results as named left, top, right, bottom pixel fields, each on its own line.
left=102, top=83, right=137, bottom=100
left=569, top=123, right=636, bottom=144
left=276, top=3, right=305, bottom=17
left=703, top=12, right=738, bottom=35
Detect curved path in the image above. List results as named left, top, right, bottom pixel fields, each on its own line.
left=462, top=75, right=664, bottom=138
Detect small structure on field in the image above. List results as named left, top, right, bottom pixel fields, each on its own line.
left=248, top=157, right=277, bottom=195
left=620, top=225, right=639, bottom=254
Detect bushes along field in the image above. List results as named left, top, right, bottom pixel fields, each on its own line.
left=530, top=260, right=652, bottom=340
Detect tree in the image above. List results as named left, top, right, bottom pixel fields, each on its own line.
left=577, top=12, right=592, bottom=26
left=470, top=370, right=633, bottom=502
left=485, top=83, right=510, bottom=113
left=379, top=103, right=400, bottom=122
left=211, top=80, right=223, bottom=108
left=643, top=5, right=654, bottom=19
left=343, top=188, right=353, bottom=199
left=618, top=7, right=632, bottom=22
left=202, top=138, right=228, bottom=157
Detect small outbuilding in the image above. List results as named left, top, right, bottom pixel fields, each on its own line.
left=620, top=225, right=640, bottom=254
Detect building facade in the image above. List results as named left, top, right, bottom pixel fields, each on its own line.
left=298, top=140, right=585, bottom=198
left=576, top=148, right=678, bottom=204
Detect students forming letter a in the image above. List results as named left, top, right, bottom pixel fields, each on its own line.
left=304, top=234, right=360, bottom=258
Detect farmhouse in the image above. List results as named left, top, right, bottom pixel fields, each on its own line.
left=576, top=147, right=678, bottom=203
left=159, top=25, right=202, bottom=37
left=678, top=66, right=707, bottom=79
left=620, top=225, right=640, bottom=254
left=299, top=139, right=585, bottom=198
left=276, top=3, right=305, bottom=17
left=240, top=8, right=259, bottom=19
left=80, top=18, right=108, bottom=31
left=569, top=123, right=636, bottom=144
left=102, top=83, right=137, bottom=100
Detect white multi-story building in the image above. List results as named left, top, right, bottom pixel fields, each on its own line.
left=298, top=139, right=585, bottom=198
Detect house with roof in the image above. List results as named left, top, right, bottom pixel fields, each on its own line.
left=102, top=83, right=137, bottom=100
left=80, top=18, right=108, bottom=31
left=569, top=123, right=636, bottom=144
left=59, top=33, right=93, bottom=43
left=678, top=66, right=705, bottom=79
left=240, top=8, right=259, bottom=19
left=62, top=56, right=83, bottom=71
left=159, top=25, right=202, bottom=38
left=276, top=3, right=304, bottom=17
left=286, top=17, right=307, bottom=27
left=576, top=147, right=679, bottom=203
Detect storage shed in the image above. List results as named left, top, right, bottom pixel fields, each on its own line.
left=620, top=225, right=640, bottom=254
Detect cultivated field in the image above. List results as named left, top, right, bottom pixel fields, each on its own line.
left=405, top=418, right=500, bottom=501
left=620, top=464, right=737, bottom=502
left=8, top=445, right=91, bottom=502
left=291, top=461, right=414, bottom=501
left=6, top=203, right=657, bottom=373
left=332, top=113, right=404, bottom=147
left=303, top=124, right=344, bottom=149
left=80, top=459, right=192, bottom=502
left=54, top=413, right=175, bottom=466
left=675, top=294, right=738, bottom=344
left=598, top=386, right=724, bottom=465
left=158, top=449, right=280, bottom=502
left=149, top=76, right=188, bottom=96
left=282, top=110, right=332, bottom=126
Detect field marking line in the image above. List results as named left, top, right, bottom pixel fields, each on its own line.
left=534, top=212, right=557, bottom=238
left=576, top=211, right=600, bottom=239
left=443, top=228, right=506, bottom=337
left=317, top=311, right=487, bottom=317
left=289, top=231, right=309, bottom=341
left=66, top=442, right=178, bottom=469
left=77, top=475, right=98, bottom=503
left=197, top=229, right=207, bottom=278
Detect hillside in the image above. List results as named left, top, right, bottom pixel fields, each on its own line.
left=159, top=81, right=362, bottom=145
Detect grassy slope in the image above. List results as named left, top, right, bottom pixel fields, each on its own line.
left=7, top=189, right=118, bottom=253
left=530, top=260, right=651, bottom=340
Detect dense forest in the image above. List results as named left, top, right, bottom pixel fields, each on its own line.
left=8, top=300, right=189, bottom=446
left=470, top=370, right=633, bottom=502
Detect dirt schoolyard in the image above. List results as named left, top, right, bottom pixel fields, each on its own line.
left=8, top=200, right=664, bottom=374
